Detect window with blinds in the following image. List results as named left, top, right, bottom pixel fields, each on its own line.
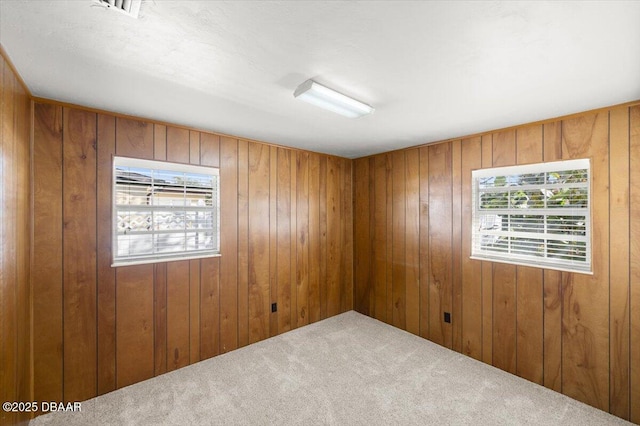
left=471, top=158, right=591, bottom=274
left=112, top=156, right=220, bottom=267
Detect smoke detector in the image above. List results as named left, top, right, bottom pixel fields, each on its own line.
left=95, top=0, right=142, bottom=18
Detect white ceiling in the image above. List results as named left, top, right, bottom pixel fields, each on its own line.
left=1, top=1, right=639, bottom=158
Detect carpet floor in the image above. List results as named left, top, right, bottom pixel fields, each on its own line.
left=31, top=311, right=630, bottom=425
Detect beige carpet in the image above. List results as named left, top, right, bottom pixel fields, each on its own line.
left=31, top=311, right=629, bottom=425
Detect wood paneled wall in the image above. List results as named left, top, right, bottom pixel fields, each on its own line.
left=0, top=51, right=31, bottom=426
left=31, top=101, right=353, bottom=406
left=354, top=103, right=640, bottom=423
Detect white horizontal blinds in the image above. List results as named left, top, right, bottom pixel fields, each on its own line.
left=471, top=158, right=590, bottom=274
left=113, top=156, right=220, bottom=266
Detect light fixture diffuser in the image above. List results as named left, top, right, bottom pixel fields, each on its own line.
left=293, top=80, right=374, bottom=118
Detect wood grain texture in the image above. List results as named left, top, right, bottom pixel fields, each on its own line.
left=166, top=127, right=189, bottom=164
left=405, top=150, right=420, bottom=336
left=373, top=154, right=388, bottom=322
left=391, top=150, right=406, bottom=329
left=608, top=107, right=630, bottom=419
left=63, top=107, right=98, bottom=402
left=515, top=125, right=543, bottom=385
left=289, top=152, right=298, bottom=330
left=318, top=156, right=327, bottom=320
left=116, top=117, right=153, bottom=160
left=542, top=121, right=563, bottom=393
left=219, top=137, right=239, bottom=353
left=451, top=140, right=462, bottom=352
left=296, top=152, right=310, bottom=327
left=154, top=263, right=167, bottom=375
left=200, top=258, right=220, bottom=360
left=629, top=105, right=640, bottom=424
left=96, top=114, right=116, bottom=395
left=481, top=135, right=494, bottom=365
left=326, top=157, right=341, bottom=317
left=237, top=139, right=249, bottom=347
left=419, top=147, right=430, bottom=339
left=116, top=265, right=154, bottom=388
left=276, top=148, right=292, bottom=333
left=354, top=158, right=370, bottom=314
left=189, top=260, right=201, bottom=364
left=561, top=112, right=610, bottom=411
left=166, top=261, right=190, bottom=371
left=428, top=143, right=452, bottom=348
left=1, top=58, right=31, bottom=425
left=341, top=158, right=354, bottom=314
left=269, top=146, right=278, bottom=337
left=32, top=103, right=64, bottom=405
left=248, top=142, right=270, bottom=343
left=308, top=153, right=321, bottom=323
left=461, top=137, right=482, bottom=360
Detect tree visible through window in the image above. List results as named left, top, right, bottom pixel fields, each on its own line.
left=112, top=156, right=220, bottom=266
left=471, top=158, right=591, bottom=274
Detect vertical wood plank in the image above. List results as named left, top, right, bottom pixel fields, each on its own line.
left=630, top=105, right=640, bottom=424
left=491, top=129, right=517, bottom=375
left=405, top=150, right=420, bottom=335
left=237, top=139, right=249, bottom=347
left=319, top=156, right=328, bottom=320
left=451, top=140, right=463, bottom=352
left=248, top=142, right=270, bottom=343
left=385, top=154, right=393, bottom=324
left=373, top=154, right=388, bottom=323
left=219, top=137, right=238, bottom=353
left=419, top=147, right=430, bottom=339
left=269, top=146, right=278, bottom=336
left=63, top=107, right=97, bottom=402
left=200, top=258, right=220, bottom=360
left=461, top=137, right=483, bottom=360
left=189, top=260, right=201, bottom=364
left=276, top=148, right=292, bottom=333
left=308, top=153, right=321, bottom=323
left=153, top=124, right=166, bottom=161
left=542, top=121, right=563, bottom=392
left=116, top=265, right=154, bottom=388
left=561, top=112, right=610, bottom=411
left=116, top=117, right=153, bottom=160
left=481, top=134, right=494, bottom=364
left=166, top=127, right=190, bottom=163
left=154, top=263, right=167, bottom=375
left=392, top=150, right=406, bottom=329
left=341, top=158, right=354, bottom=313
left=189, top=130, right=200, bottom=164
left=290, top=152, right=298, bottom=327
left=326, top=156, right=341, bottom=317
left=96, top=113, right=116, bottom=395
left=354, top=158, right=371, bottom=315
left=32, top=103, right=64, bottom=405
left=200, top=133, right=220, bottom=167
left=515, top=125, right=544, bottom=385
left=428, top=143, right=453, bottom=348
left=166, top=261, right=190, bottom=371
left=296, top=152, right=310, bottom=326
left=609, top=106, right=630, bottom=419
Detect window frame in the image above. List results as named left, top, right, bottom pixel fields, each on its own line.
left=470, top=158, right=592, bottom=274
left=111, top=156, right=221, bottom=267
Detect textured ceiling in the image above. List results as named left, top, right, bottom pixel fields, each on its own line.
left=1, top=1, right=639, bottom=158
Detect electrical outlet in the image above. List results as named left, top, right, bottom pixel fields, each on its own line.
left=444, top=312, right=451, bottom=323
left=271, top=303, right=277, bottom=313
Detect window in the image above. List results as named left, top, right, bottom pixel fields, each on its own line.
left=112, top=156, right=220, bottom=267
left=471, top=158, right=590, bottom=274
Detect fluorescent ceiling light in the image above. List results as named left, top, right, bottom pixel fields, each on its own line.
left=293, top=80, right=374, bottom=118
